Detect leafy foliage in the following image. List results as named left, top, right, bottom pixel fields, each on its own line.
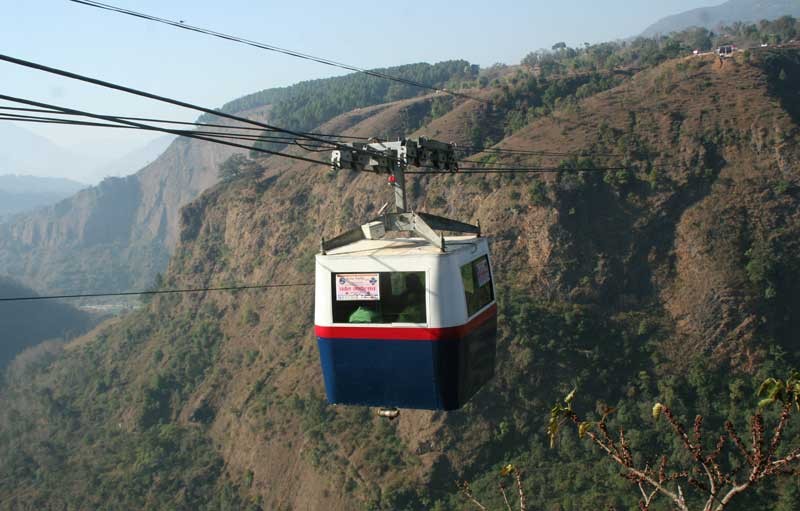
left=218, top=154, right=260, bottom=182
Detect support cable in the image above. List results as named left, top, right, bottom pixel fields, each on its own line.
left=0, top=53, right=355, bottom=150
left=0, top=94, right=331, bottom=166
left=0, top=112, right=337, bottom=149
left=0, top=105, right=369, bottom=140
left=406, top=166, right=630, bottom=174
left=68, top=0, right=488, bottom=103
left=0, top=283, right=314, bottom=303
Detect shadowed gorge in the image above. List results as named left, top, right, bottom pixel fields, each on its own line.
left=0, top=277, right=95, bottom=371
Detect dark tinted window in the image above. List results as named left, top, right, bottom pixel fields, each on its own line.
left=460, top=255, right=494, bottom=317
left=331, top=272, right=426, bottom=324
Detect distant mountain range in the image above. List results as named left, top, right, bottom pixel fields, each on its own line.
left=0, top=174, right=86, bottom=219
left=74, top=134, right=175, bottom=183
left=642, top=0, right=800, bottom=36
left=0, top=123, right=82, bottom=179
left=0, top=174, right=85, bottom=195
left=0, top=123, right=174, bottom=184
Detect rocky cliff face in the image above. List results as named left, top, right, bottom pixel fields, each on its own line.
left=1, top=50, right=799, bottom=510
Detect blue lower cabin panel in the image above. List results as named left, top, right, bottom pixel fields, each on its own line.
left=317, top=318, right=497, bottom=411
left=317, top=338, right=460, bottom=410
left=457, top=316, right=497, bottom=403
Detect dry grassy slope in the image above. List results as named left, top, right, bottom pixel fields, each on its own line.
left=321, top=91, right=490, bottom=144
left=494, top=52, right=800, bottom=365
left=409, top=87, right=497, bottom=144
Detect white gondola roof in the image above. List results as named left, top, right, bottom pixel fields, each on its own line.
left=323, top=236, right=482, bottom=257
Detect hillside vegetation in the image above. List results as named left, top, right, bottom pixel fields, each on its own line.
left=207, top=60, right=477, bottom=146
left=1, top=30, right=800, bottom=511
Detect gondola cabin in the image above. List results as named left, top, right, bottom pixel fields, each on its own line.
left=314, top=236, right=497, bottom=411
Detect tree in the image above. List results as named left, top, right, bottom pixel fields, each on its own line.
left=686, top=28, right=713, bottom=51
left=547, top=373, right=800, bottom=511
left=218, top=154, right=257, bottom=182
left=552, top=42, right=567, bottom=51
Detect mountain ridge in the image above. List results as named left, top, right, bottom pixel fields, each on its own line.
left=0, top=123, right=81, bottom=178
left=0, top=175, right=86, bottom=219
left=642, top=0, right=800, bottom=36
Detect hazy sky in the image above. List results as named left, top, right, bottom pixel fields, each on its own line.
left=2, top=0, right=720, bottom=153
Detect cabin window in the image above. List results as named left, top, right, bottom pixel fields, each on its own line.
left=460, top=255, right=494, bottom=317
left=331, top=272, right=426, bottom=324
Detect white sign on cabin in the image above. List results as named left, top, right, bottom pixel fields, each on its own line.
left=335, top=273, right=380, bottom=301
left=476, top=259, right=491, bottom=287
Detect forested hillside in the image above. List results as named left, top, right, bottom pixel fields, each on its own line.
left=207, top=60, right=477, bottom=134
left=1, top=24, right=800, bottom=511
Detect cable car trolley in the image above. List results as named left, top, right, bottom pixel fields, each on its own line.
left=314, top=138, right=497, bottom=411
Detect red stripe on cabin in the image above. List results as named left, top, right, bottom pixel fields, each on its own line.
left=315, top=303, right=497, bottom=341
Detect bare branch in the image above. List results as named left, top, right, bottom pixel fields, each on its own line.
left=725, top=421, right=753, bottom=465
left=568, top=410, right=689, bottom=511
left=677, top=485, right=687, bottom=509
left=547, top=375, right=800, bottom=511
left=767, top=403, right=793, bottom=460
left=638, top=480, right=658, bottom=510
left=714, top=481, right=752, bottom=511
left=662, top=406, right=719, bottom=505
left=514, top=470, right=528, bottom=511
left=499, top=482, right=513, bottom=511
left=458, top=481, right=489, bottom=511
left=693, top=415, right=703, bottom=452
left=772, top=448, right=800, bottom=469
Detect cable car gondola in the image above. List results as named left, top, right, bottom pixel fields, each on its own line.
left=313, top=138, right=498, bottom=411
